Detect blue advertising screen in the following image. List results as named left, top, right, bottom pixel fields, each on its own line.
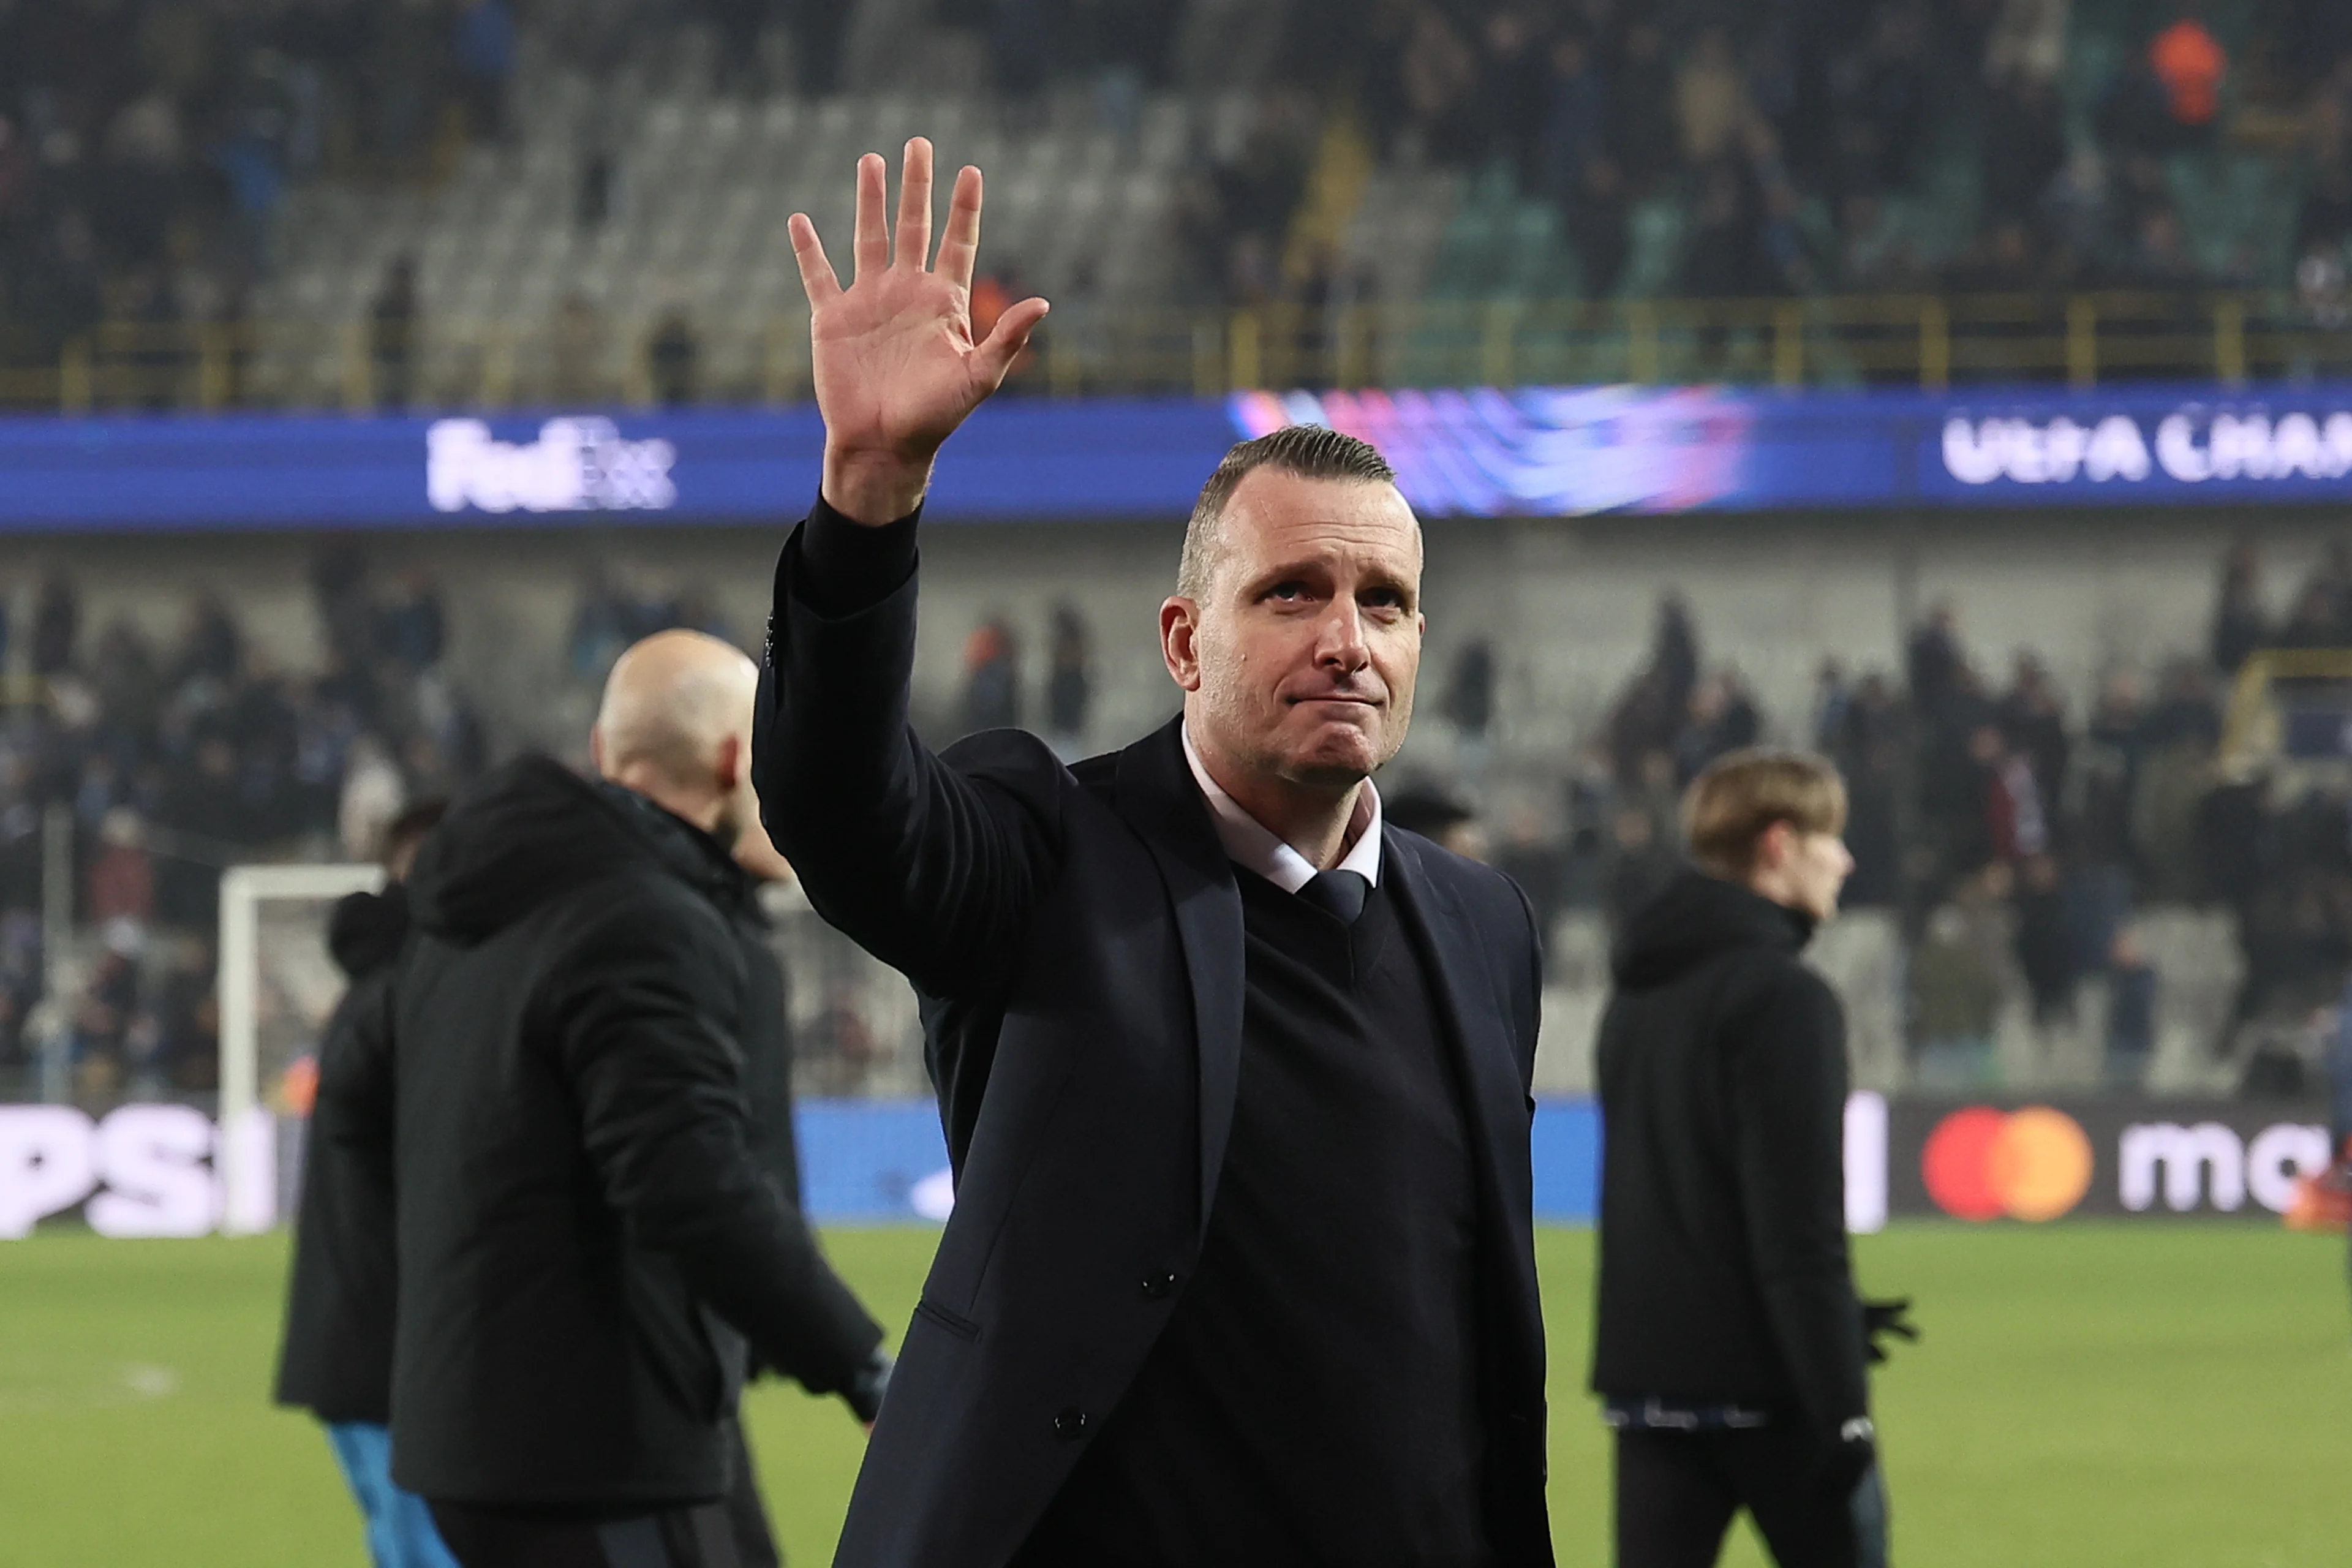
left=0, top=402, right=1239, bottom=530
left=1235, top=383, right=2352, bottom=516
left=7, top=382, right=2352, bottom=530
left=786, top=1096, right=1604, bottom=1225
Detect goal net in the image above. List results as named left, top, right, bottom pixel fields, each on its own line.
left=216, top=864, right=385, bottom=1235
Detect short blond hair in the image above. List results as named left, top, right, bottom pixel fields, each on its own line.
left=1683, top=747, right=1847, bottom=878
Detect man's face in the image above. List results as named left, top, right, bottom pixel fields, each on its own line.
left=1163, top=468, right=1425, bottom=791
left=1782, top=830, right=1856, bottom=922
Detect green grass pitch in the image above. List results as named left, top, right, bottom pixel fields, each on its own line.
left=1, top=1223, right=2345, bottom=1566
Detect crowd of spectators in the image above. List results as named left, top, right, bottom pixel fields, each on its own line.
left=0, top=0, right=518, bottom=387
left=946, top=601, right=1098, bottom=757
left=1461, top=540, right=2352, bottom=1088
left=1191, top=0, right=2352, bottom=306
left=11, top=530, right=2352, bottom=1102
left=18, top=0, right=2352, bottom=400
left=0, top=552, right=487, bottom=1101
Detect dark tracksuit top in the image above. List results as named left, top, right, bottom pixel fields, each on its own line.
left=1589, top=869, right=1870, bottom=1449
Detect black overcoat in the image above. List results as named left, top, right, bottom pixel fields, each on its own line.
left=273, top=886, right=406, bottom=1423
left=756, top=516, right=1557, bottom=1568
left=372, top=758, right=882, bottom=1506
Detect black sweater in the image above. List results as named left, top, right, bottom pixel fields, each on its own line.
left=1020, top=871, right=1488, bottom=1566
left=1589, top=870, right=1868, bottom=1441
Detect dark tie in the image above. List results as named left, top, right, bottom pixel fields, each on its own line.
left=1298, top=869, right=1370, bottom=924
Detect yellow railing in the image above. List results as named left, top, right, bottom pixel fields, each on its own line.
left=2, top=291, right=2345, bottom=413
left=2220, top=648, right=2352, bottom=769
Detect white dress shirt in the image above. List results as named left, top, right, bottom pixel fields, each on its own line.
left=1180, top=724, right=1384, bottom=892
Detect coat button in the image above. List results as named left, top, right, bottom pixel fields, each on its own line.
left=1052, top=1407, right=1089, bottom=1439
left=1139, top=1270, right=1178, bottom=1299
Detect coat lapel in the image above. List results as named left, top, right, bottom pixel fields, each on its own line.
left=1381, top=831, right=1536, bottom=1246
left=1114, top=718, right=1245, bottom=1234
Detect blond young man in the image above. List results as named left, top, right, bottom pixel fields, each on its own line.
left=1591, top=749, right=1908, bottom=1568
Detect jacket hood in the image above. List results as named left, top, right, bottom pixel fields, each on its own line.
left=1611, top=867, right=1815, bottom=989
left=404, top=753, right=755, bottom=944
left=327, top=884, right=410, bottom=979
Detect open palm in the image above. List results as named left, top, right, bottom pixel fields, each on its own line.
left=790, top=140, right=1049, bottom=522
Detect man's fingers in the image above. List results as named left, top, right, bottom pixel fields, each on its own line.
left=787, top=213, right=842, bottom=306
left=974, top=295, right=1050, bottom=387
left=936, top=165, right=984, bottom=291
left=895, top=137, right=935, bottom=271
left=852, top=152, right=889, bottom=281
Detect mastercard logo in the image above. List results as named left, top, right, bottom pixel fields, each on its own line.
left=1921, top=1106, right=2095, bottom=1221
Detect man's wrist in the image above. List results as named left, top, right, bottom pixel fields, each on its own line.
left=821, top=448, right=933, bottom=527
left=802, top=492, right=920, bottom=614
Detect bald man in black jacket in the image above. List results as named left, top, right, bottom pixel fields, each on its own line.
left=380, top=633, right=888, bottom=1568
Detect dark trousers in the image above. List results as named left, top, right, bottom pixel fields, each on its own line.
left=430, top=1425, right=779, bottom=1568
left=1615, top=1428, right=1887, bottom=1568
left=428, top=1502, right=740, bottom=1568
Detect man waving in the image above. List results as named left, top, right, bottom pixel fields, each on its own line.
left=756, top=141, right=1553, bottom=1568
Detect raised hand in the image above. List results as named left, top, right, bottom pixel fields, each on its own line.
left=790, top=138, right=1050, bottom=526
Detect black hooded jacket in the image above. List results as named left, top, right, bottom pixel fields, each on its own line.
left=273, top=884, right=408, bottom=1423
left=375, top=754, right=882, bottom=1506
left=1589, top=869, right=1868, bottom=1442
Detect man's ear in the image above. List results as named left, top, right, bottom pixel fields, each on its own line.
left=1754, top=818, right=1794, bottom=872
left=588, top=724, right=608, bottom=780
left=714, top=732, right=748, bottom=795
left=1161, top=597, right=1204, bottom=692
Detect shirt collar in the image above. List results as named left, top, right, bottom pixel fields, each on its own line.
left=1180, top=724, right=1383, bottom=894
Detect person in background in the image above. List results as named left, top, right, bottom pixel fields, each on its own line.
left=2313, top=984, right=2352, bottom=1330
left=379, top=631, right=889, bottom=1567
left=369, top=257, right=417, bottom=412
left=721, top=769, right=823, bottom=1568
left=1593, top=748, right=1912, bottom=1568
left=1604, top=801, right=1680, bottom=932
left=2334, top=984, right=2352, bottom=1166
left=1043, top=602, right=1093, bottom=759
left=2148, top=7, right=2226, bottom=146
left=1444, top=638, right=1497, bottom=746
left=958, top=616, right=1021, bottom=734
left=2105, top=927, right=2158, bottom=1088
left=452, top=0, right=517, bottom=144
left=1387, top=788, right=1488, bottom=862
left=649, top=307, right=700, bottom=407
left=273, top=798, right=453, bottom=1568
left=2211, top=541, right=2269, bottom=676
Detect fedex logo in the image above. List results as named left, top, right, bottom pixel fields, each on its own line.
left=426, top=417, right=677, bottom=514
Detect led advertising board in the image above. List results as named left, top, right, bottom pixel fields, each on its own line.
left=0, top=1098, right=1601, bottom=1234
left=0, top=401, right=1237, bottom=531
left=1235, top=383, right=2352, bottom=516
left=4, top=1093, right=2320, bottom=1234
left=1885, top=1099, right=2334, bottom=1222
left=7, top=384, right=2352, bottom=530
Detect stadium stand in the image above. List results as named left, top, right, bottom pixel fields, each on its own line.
left=9, top=0, right=2352, bottom=1112
left=13, top=0, right=2352, bottom=407
left=5, top=529, right=2342, bottom=1109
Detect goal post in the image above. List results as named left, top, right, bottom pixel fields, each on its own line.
left=217, top=862, right=383, bottom=1236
